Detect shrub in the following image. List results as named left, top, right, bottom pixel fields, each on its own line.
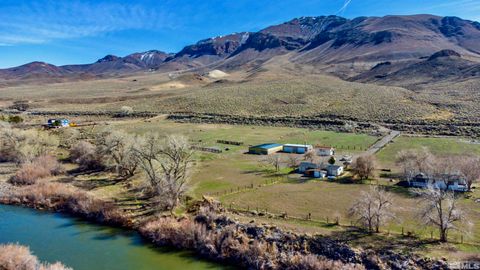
left=4, top=182, right=127, bottom=226
left=33, top=155, right=65, bottom=175
left=8, top=115, right=24, bottom=124
left=0, top=126, right=59, bottom=163
left=0, top=243, right=71, bottom=270
left=9, top=162, right=50, bottom=185
left=69, top=141, right=103, bottom=170
left=139, top=215, right=364, bottom=270
left=8, top=155, right=64, bottom=186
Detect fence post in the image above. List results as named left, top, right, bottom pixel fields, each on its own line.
left=326, top=217, right=329, bottom=224
left=430, top=231, right=433, bottom=240
left=461, top=235, right=464, bottom=244
left=401, top=227, right=404, bottom=236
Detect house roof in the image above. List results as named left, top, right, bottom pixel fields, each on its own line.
left=284, top=144, right=312, bottom=148
left=317, top=146, right=334, bottom=149
left=250, top=143, right=283, bottom=149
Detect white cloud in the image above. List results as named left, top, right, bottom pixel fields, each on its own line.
left=0, top=1, right=178, bottom=45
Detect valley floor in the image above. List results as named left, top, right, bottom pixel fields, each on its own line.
left=1, top=115, right=479, bottom=261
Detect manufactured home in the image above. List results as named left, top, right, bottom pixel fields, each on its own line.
left=299, top=162, right=344, bottom=178
left=299, top=162, right=320, bottom=173
left=283, top=144, right=313, bottom=154
left=410, top=173, right=467, bottom=192
left=248, top=143, right=283, bottom=155
left=305, top=169, right=327, bottom=179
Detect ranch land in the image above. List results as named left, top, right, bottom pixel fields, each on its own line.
left=2, top=114, right=480, bottom=261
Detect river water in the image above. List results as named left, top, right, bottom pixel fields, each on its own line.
left=0, top=204, right=231, bottom=270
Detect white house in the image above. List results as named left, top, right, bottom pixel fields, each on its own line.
left=326, top=165, right=344, bottom=177
left=298, top=162, right=320, bottom=173
left=317, top=146, right=334, bottom=156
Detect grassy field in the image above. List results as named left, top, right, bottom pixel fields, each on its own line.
left=109, top=118, right=378, bottom=196
left=377, top=135, right=480, bottom=168
left=2, top=116, right=480, bottom=259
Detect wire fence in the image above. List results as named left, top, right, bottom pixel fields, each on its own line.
left=202, top=178, right=477, bottom=246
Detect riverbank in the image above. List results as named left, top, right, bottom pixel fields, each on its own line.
left=0, top=178, right=449, bottom=270
left=0, top=244, right=71, bottom=270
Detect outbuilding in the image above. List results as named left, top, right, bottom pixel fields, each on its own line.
left=283, top=144, right=313, bottom=154
left=47, top=118, right=70, bottom=128
left=248, top=143, right=283, bottom=155
left=317, top=146, right=335, bottom=156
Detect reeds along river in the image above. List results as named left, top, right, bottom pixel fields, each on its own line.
left=0, top=204, right=231, bottom=270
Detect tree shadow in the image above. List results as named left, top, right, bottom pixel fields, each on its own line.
left=57, top=176, right=121, bottom=190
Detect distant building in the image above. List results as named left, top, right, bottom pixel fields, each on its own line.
left=299, top=162, right=320, bottom=173
left=283, top=144, right=313, bottom=154
left=47, top=118, right=70, bottom=128
left=317, top=146, right=335, bottom=156
left=248, top=143, right=283, bottom=155
left=410, top=173, right=467, bottom=192
left=305, top=169, right=327, bottom=179
left=325, top=164, right=344, bottom=177
left=299, top=162, right=343, bottom=178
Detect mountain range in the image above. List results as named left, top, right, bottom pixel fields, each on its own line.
left=1, top=14, right=480, bottom=89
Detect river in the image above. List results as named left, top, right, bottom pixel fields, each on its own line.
left=0, top=204, right=231, bottom=270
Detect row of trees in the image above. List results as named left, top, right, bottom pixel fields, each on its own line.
left=396, top=148, right=480, bottom=191
left=0, top=123, right=196, bottom=213
left=348, top=149, right=474, bottom=242
left=349, top=185, right=466, bottom=242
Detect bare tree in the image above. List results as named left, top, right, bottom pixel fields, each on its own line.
left=396, top=149, right=435, bottom=182
left=136, top=134, right=195, bottom=212
left=352, top=155, right=376, bottom=180
left=395, top=150, right=420, bottom=181
left=96, top=130, right=140, bottom=178
left=0, top=126, right=59, bottom=163
left=265, top=154, right=282, bottom=172
left=70, top=141, right=103, bottom=170
left=458, top=156, right=480, bottom=192
left=286, top=155, right=300, bottom=169
left=414, top=187, right=466, bottom=242
left=349, top=186, right=394, bottom=233
left=303, top=151, right=315, bottom=163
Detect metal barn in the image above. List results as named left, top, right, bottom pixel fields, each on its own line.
left=248, top=143, right=283, bottom=155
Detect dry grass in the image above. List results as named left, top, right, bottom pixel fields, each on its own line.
left=2, top=181, right=128, bottom=226
left=9, top=155, right=64, bottom=185
left=0, top=244, right=71, bottom=270
left=140, top=215, right=365, bottom=270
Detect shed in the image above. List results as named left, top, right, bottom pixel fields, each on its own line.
left=283, top=144, right=313, bottom=154
left=248, top=143, right=283, bottom=155
left=317, top=146, right=335, bottom=156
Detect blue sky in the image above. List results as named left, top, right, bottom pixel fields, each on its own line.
left=0, top=0, right=479, bottom=68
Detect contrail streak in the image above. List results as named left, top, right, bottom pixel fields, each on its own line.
left=337, top=0, right=353, bottom=14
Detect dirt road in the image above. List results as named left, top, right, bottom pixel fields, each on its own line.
left=365, top=130, right=401, bottom=155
